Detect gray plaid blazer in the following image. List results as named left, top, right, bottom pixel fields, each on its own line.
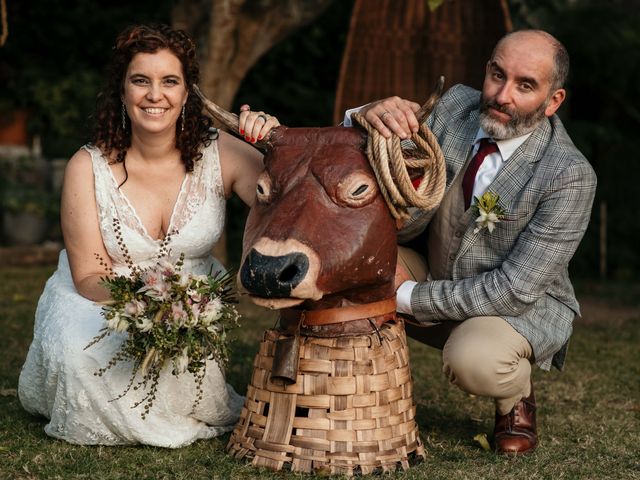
left=400, top=85, right=597, bottom=370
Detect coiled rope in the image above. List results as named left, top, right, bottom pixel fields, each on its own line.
left=352, top=110, right=446, bottom=220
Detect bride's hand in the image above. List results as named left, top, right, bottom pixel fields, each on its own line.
left=238, top=104, right=280, bottom=143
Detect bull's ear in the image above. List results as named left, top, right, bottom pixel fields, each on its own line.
left=262, top=126, right=287, bottom=151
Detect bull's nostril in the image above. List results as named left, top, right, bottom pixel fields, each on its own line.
left=278, top=265, right=299, bottom=283
left=240, top=249, right=309, bottom=297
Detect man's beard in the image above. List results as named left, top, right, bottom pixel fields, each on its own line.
left=479, top=97, right=548, bottom=140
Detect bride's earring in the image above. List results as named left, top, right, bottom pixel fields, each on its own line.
left=121, top=103, right=127, bottom=130
left=181, top=104, right=186, bottom=132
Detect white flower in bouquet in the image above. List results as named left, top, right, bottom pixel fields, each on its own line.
left=173, top=347, right=190, bottom=374
left=201, top=298, right=223, bottom=326
left=186, top=286, right=203, bottom=303
left=106, top=311, right=129, bottom=333
left=136, top=316, right=154, bottom=333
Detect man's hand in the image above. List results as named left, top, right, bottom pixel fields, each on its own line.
left=360, top=96, right=421, bottom=140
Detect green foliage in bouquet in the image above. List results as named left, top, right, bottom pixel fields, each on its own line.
left=86, top=219, right=240, bottom=419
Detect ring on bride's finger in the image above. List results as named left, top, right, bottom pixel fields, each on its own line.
left=380, top=111, right=391, bottom=120
left=257, top=114, right=268, bottom=122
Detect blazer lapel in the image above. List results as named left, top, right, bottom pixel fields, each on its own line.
left=456, top=118, right=552, bottom=254
left=440, top=110, right=480, bottom=187
left=487, top=119, right=551, bottom=207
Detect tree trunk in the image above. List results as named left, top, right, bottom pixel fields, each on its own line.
left=172, top=0, right=335, bottom=265
left=172, top=0, right=334, bottom=109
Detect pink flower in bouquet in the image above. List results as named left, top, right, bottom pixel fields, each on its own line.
left=157, top=259, right=177, bottom=277
left=171, top=301, right=189, bottom=326
left=124, top=299, right=146, bottom=317
left=139, top=270, right=171, bottom=301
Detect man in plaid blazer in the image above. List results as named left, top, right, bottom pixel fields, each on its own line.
left=348, top=30, right=597, bottom=454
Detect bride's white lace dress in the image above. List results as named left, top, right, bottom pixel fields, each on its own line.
left=18, top=139, right=244, bottom=447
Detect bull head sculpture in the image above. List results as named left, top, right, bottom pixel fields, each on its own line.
left=242, top=126, right=397, bottom=311
left=195, top=84, right=441, bottom=316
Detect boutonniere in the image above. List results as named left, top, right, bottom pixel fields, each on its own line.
left=472, top=191, right=505, bottom=233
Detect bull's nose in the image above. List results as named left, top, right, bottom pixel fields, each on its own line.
left=240, top=249, right=309, bottom=297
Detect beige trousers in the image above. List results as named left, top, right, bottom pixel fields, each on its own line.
left=398, top=247, right=533, bottom=414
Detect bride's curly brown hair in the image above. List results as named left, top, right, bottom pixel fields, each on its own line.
left=91, top=24, right=214, bottom=173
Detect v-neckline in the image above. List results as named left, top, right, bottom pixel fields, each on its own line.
left=104, top=158, right=189, bottom=243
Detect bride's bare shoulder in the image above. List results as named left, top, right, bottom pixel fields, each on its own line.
left=63, top=148, right=96, bottom=185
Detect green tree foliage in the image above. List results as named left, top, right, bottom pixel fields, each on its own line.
left=0, top=0, right=172, bottom=157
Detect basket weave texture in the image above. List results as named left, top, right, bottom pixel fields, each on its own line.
left=227, top=319, right=425, bottom=475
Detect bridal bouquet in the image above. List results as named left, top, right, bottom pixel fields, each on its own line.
left=86, top=221, right=240, bottom=418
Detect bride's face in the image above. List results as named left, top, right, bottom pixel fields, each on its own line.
left=121, top=49, right=188, bottom=136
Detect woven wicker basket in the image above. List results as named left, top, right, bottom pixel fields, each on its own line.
left=227, top=319, right=425, bottom=475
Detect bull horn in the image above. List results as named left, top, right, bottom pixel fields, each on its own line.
left=416, top=75, right=445, bottom=124
left=193, top=84, right=274, bottom=150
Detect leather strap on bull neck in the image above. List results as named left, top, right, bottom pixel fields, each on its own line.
left=300, top=297, right=397, bottom=326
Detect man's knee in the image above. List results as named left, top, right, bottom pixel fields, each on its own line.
left=443, top=339, right=502, bottom=390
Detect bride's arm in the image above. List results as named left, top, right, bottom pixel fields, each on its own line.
left=60, top=149, right=113, bottom=302
left=217, top=131, right=265, bottom=207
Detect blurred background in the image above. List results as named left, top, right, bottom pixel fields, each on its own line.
left=0, top=0, right=638, bottom=281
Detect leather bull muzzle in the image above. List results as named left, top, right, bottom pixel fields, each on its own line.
left=240, top=249, right=308, bottom=297
left=238, top=238, right=323, bottom=309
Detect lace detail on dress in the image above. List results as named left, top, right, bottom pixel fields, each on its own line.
left=84, top=141, right=226, bottom=274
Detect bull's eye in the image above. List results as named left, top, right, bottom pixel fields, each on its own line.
left=336, top=171, right=378, bottom=207
left=352, top=184, right=369, bottom=196
left=255, top=172, right=273, bottom=204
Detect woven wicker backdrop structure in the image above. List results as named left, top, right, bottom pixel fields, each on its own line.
left=333, top=0, right=512, bottom=124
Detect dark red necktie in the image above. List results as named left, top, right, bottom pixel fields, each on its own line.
left=462, top=138, right=498, bottom=209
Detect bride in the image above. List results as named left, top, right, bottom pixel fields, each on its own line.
left=17, top=24, right=278, bottom=447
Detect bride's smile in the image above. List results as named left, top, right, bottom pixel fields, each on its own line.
left=122, top=49, right=188, bottom=135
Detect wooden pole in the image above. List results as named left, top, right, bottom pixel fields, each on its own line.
left=599, top=201, right=607, bottom=279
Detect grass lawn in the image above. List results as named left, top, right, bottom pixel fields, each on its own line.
left=1, top=265, right=638, bottom=479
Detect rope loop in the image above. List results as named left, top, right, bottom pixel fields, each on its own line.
left=352, top=111, right=446, bottom=220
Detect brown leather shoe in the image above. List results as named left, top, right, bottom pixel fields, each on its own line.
left=493, top=382, right=537, bottom=455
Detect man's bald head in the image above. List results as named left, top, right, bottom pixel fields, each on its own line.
left=492, top=30, right=570, bottom=91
